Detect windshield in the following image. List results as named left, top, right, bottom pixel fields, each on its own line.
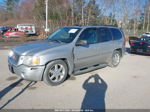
left=0, top=27, right=4, bottom=30
left=140, top=36, right=150, bottom=41
left=47, top=27, right=81, bottom=43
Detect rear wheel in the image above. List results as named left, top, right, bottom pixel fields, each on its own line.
left=109, top=50, right=121, bottom=67
left=43, top=60, right=68, bottom=86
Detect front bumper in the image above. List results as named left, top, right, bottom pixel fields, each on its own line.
left=8, top=58, right=45, bottom=81
left=130, top=47, right=150, bottom=55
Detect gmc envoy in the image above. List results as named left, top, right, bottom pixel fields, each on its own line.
left=8, top=26, right=125, bottom=86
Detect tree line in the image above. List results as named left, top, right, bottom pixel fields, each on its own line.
left=0, top=0, right=150, bottom=35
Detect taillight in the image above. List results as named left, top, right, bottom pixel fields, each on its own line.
left=124, top=40, right=126, bottom=47
left=147, top=45, right=150, bottom=47
left=129, top=40, right=134, bottom=46
left=141, top=41, right=148, bottom=43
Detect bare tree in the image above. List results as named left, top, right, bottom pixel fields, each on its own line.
left=147, top=6, right=150, bottom=32
left=71, top=0, right=74, bottom=25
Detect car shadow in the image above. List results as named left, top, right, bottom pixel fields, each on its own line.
left=0, top=79, right=36, bottom=109
left=81, top=74, right=107, bottom=111
left=0, top=79, right=23, bottom=99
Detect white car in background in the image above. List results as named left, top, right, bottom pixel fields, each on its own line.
left=142, top=32, right=150, bottom=37
left=16, top=24, right=36, bottom=35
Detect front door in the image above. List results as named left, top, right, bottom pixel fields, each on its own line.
left=74, top=28, right=99, bottom=70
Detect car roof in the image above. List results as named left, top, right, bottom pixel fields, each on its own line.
left=65, top=25, right=119, bottom=29
left=142, top=33, right=150, bottom=35
left=17, top=24, right=35, bottom=26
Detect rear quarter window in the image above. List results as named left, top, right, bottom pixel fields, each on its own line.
left=110, top=28, right=122, bottom=40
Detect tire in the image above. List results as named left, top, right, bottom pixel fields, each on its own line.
left=43, top=60, right=68, bottom=86
left=109, top=50, right=121, bottom=67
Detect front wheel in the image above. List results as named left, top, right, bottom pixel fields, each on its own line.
left=109, top=50, right=121, bottom=67
left=43, top=60, right=68, bottom=86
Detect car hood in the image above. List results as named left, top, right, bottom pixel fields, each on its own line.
left=13, top=40, right=65, bottom=56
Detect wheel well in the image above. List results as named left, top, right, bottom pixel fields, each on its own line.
left=61, top=58, right=69, bottom=69
left=45, top=58, right=69, bottom=69
left=45, top=58, right=67, bottom=65
left=42, top=58, right=70, bottom=81
left=115, top=48, right=122, bottom=57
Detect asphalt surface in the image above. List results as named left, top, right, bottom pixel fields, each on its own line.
left=0, top=43, right=150, bottom=110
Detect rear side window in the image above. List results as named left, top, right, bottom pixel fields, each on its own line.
left=98, top=28, right=112, bottom=42
left=110, top=28, right=122, bottom=40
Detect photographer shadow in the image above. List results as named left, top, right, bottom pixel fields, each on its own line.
left=81, top=74, right=107, bottom=111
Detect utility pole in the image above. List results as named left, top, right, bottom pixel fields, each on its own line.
left=45, top=0, right=49, bottom=35
left=143, top=11, right=146, bottom=31
left=71, top=0, right=74, bottom=25
left=147, top=6, right=150, bottom=32
left=81, top=1, right=84, bottom=25
left=133, top=0, right=136, bottom=36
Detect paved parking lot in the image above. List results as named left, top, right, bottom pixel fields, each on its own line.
left=0, top=44, right=150, bottom=109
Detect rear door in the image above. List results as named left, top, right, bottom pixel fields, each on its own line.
left=97, top=27, right=114, bottom=63
left=110, top=28, right=125, bottom=49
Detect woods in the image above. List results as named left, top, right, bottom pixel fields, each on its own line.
left=0, top=0, right=150, bottom=35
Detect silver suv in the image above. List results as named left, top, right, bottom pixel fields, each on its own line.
left=8, top=26, right=125, bottom=86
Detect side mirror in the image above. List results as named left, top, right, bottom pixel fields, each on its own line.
left=76, top=40, right=88, bottom=46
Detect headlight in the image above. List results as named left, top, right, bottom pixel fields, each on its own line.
left=9, top=50, right=14, bottom=57
left=32, top=56, right=40, bottom=65
left=22, top=56, right=40, bottom=66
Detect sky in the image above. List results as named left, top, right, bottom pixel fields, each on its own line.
left=0, top=0, right=4, bottom=5
left=96, top=0, right=148, bottom=20
left=0, top=0, right=148, bottom=10
left=0, top=0, right=149, bottom=20
left=0, top=0, right=3, bottom=3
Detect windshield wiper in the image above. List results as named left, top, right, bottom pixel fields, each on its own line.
left=47, top=38, right=64, bottom=43
left=53, top=39, right=64, bottom=43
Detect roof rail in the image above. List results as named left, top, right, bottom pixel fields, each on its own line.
left=91, top=24, right=118, bottom=27
left=102, top=25, right=117, bottom=27
left=73, top=24, right=82, bottom=27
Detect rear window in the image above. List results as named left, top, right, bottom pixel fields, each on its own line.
left=110, top=28, right=122, bottom=40
left=140, top=36, right=150, bottom=41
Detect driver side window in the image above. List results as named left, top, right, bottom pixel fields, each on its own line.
left=78, top=28, right=98, bottom=44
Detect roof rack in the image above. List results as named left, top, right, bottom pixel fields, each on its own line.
left=73, top=24, right=82, bottom=27
left=91, top=24, right=117, bottom=27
